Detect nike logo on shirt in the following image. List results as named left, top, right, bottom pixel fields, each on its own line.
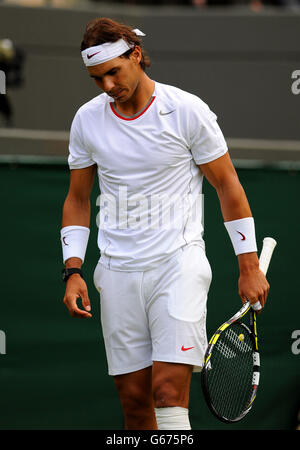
left=181, top=346, right=195, bottom=351
left=159, top=110, right=175, bottom=116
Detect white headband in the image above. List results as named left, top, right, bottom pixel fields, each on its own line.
left=81, top=28, right=145, bottom=67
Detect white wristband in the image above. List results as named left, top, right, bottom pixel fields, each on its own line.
left=61, top=225, right=90, bottom=264
left=224, top=217, right=257, bottom=255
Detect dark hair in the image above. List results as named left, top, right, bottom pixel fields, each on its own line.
left=81, top=17, right=151, bottom=71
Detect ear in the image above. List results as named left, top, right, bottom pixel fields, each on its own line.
left=131, top=46, right=142, bottom=65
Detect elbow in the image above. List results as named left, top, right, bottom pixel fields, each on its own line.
left=216, top=174, right=243, bottom=197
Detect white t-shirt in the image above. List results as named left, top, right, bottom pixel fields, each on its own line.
left=68, top=81, right=228, bottom=270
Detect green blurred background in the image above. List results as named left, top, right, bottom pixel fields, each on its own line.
left=0, top=0, right=300, bottom=431
left=0, top=162, right=299, bottom=430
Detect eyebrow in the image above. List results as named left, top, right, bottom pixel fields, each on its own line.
left=90, top=67, right=119, bottom=79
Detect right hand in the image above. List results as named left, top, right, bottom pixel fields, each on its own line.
left=63, top=274, right=92, bottom=318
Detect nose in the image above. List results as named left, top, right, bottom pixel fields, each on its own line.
left=103, top=77, right=115, bottom=94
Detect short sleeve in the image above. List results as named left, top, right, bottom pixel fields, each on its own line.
left=68, top=112, right=95, bottom=170
left=188, top=98, right=228, bottom=165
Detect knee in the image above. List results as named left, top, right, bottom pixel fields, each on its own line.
left=115, top=378, right=153, bottom=416
left=152, top=376, right=183, bottom=408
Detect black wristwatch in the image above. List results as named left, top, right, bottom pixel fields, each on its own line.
left=62, top=267, right=83, bottom=283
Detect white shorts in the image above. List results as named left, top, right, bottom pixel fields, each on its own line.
left=93, top=244, right=212, bottom=376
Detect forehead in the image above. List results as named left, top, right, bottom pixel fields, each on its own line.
left=87, top=56, right=125, bottom=77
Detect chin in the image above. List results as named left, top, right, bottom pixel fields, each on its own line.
left=117, top=97, right=128, bottom=103
left=111, top=86, right=133, bottom=103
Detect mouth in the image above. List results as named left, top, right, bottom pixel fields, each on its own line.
left=110, top=89, right=124, bottom=99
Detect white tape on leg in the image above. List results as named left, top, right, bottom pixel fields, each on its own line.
left=154, top=407, right=191, bottom=430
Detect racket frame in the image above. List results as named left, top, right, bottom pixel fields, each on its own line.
left=201, top=237, right=276, bottom=423
left=201, top=301, right=260, bottom=423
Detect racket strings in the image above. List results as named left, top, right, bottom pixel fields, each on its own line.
left=206, top=323, right=254, bottom=421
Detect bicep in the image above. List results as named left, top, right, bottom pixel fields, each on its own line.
left=198, top=152, right=239, bottom=191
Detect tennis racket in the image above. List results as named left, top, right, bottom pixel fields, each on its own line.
left=201, top=237, right=277, bottom=423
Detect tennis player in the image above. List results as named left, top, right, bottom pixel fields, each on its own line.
left=61, top=18, right=269, bottom=430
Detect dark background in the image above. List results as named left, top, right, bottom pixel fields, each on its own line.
left=0, top=0, right=299, bottom=430
left=0, top=163, right=299, bottom=430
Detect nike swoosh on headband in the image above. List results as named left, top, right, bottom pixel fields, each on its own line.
left=82, top=29, right=146, bottom=67
left=87, top=51, right=102, bottom=59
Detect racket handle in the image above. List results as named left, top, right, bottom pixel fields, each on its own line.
left=259, top=237, right=277, bottom=276
left=252, top=237, right=277, bottom=311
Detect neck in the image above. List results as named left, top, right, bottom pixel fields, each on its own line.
left=114, top=73, right=155, bottom=116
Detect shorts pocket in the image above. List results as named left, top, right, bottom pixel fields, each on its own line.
left=168, top=245, right=212, bottom=322
left=93, top=262, right=104, bottom=293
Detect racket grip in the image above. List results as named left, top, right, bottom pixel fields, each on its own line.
left=251, top=237, right=277, bottom=311
left=259, top=237, right=277, bottom=276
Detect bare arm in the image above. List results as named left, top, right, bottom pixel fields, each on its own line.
left=62, top=164, right=97, bottom=318
left=199, top=152, right=269, bottom=310
left=62, top=164, right=96, bottom=228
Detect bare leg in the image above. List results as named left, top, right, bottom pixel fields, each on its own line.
left=113, top=366, right=157, bottom=430
left=152, top=361, right=193, bottom=408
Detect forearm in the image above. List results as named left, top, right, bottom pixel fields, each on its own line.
left=62, top=194, right=91, bottom=228
left=199, top=154, right=269, bottom=308
left=216, top=178, right=252, bottom=222
left=216, top=179, right=259, bottom=270
left=61, top=195, right=91, bottom=268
